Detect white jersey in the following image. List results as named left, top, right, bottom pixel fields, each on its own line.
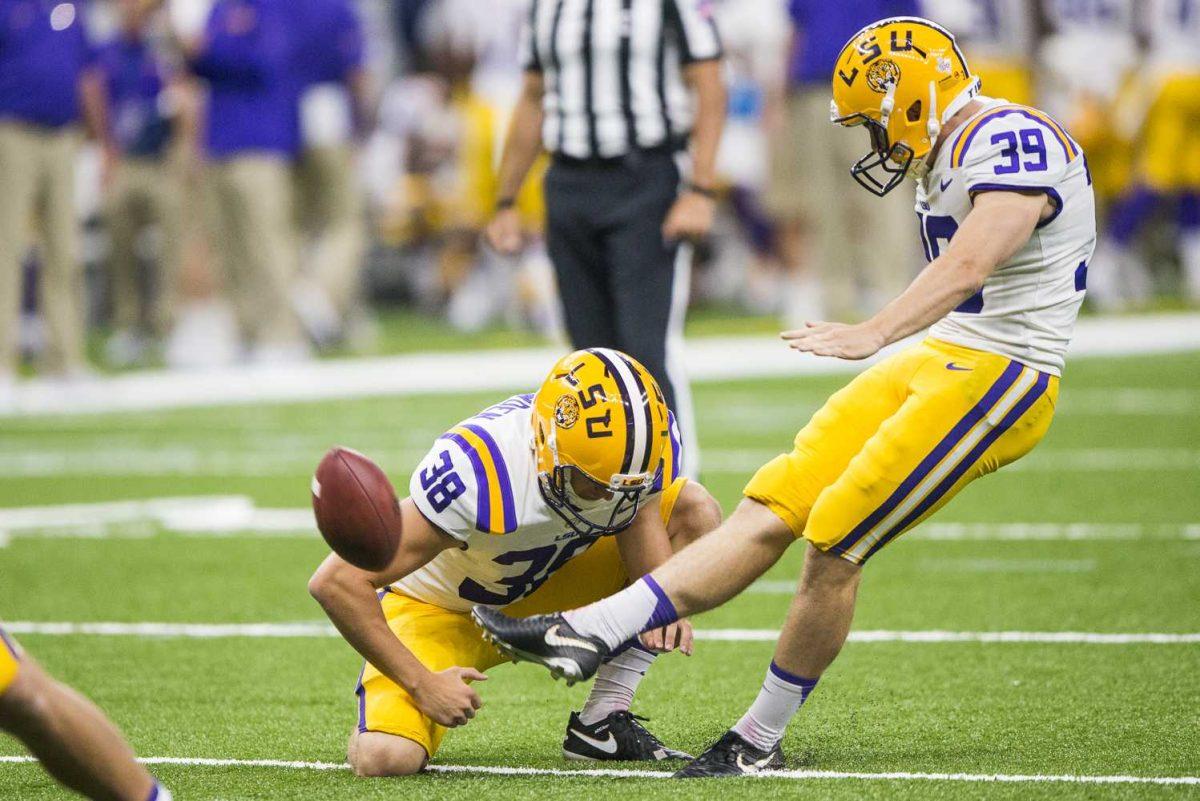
left=919, top=97, right=1097, bottom=376
left=394, top=393, right=683, bottom=612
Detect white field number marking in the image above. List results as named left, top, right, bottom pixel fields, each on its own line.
left=0, top=755, right=1196, bottom=786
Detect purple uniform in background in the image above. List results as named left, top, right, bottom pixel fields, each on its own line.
left=0, top=0, right=95, bottom=127
left=785, top=0, right=919, bottom=87
left=291, top=0, right=366, bottom=90
left=189, top=0, right=299, bottom=159
left=95, top=34, right=171, bottom=158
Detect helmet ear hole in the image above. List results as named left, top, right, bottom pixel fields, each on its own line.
left=906, top=99, right=922, bottom=123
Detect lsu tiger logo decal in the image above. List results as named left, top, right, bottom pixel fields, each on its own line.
left=866, top=59, right=900, bottom=93
left=554, top=395, right=581, bottom=429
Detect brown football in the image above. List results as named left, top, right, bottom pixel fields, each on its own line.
left=311, top=447, right=402, bottom=571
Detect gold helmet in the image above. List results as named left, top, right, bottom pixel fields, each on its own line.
left=532, top=348, right=670, bottom=536
left=830, top=16, right=980, bottom=195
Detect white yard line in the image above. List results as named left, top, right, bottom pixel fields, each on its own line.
left=914, top=557, right=1098, bottom=574
left=0, top=447, right=1196, bottom=479
left=1, top=498, right=1196, bottom=542
left=0, top=755, right=1195, bottom=786
left=1, top=313, right=1197, bottom=418
left=3, top=621, right=1197, bottom=644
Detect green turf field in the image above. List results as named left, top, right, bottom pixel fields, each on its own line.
left=0, top=351, right=1197, bottom=799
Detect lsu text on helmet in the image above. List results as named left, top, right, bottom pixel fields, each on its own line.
left=532, top=348, right=670, bottom=537
left=830, top=16, right=981, bottom=196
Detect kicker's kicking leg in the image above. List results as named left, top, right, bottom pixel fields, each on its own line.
left=564, top=481, right=725, bottom=762
left=566, top=498, right=794, bottom=650
left=470, top=498, right=795, bottom=681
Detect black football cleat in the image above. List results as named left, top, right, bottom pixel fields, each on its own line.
left=673, top=729, right=785, bottom=778
left=470, top=606, right=608, bottom=685
left=562, top=710, right=693, bottom=762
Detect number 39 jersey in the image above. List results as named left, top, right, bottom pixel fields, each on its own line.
left=917, top=97, right=1097, bottom=376
left=393, top=393, right=684, bottom=612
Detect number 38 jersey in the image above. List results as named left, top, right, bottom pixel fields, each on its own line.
left=393, top=393, right=684, bottom=612
left=917, top=97, right=1097, bottom=376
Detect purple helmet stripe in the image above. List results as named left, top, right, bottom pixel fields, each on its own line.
left=587, top=349, right=636, bottom=475
left=615, top=352, right=654, bottom=474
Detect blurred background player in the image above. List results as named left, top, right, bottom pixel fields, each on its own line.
left=0, top=0, right=111, bottom=388
left=483, top=0, right=728, bottom=474
left=1098, top=0, right=1200, bottom=305
left=763, top=0, right=922, bottom=327
left=0, top=624, right=171, bottom=800
left=309, top=349, right=722, bottom=775
left=97, top=0, right=194, bottom=368
left=1035, top=0, right=1144, bottom=309
left=922, top=0, right=1036, bottom=105
left=180, top=0, right=308, bottom=362
left=291, top=0, right=372, bottom=350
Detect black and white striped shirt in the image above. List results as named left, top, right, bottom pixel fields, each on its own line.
left=519, top=0, right=722, bottom=159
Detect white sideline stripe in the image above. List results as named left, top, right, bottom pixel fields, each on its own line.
left=1, top=313, right=1198, bottom=418
left=4, top=621, right=1198, bottom=644
left=0, top=755, right=1195, bottom=786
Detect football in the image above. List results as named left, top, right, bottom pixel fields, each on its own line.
left=311, top=447, right=402, bottom=571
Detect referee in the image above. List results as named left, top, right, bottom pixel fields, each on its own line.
left=486, top=0, right=726, bottom=472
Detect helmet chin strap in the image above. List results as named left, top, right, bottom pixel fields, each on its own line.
left=926, top=80, right=940, bottom=141
left=941, top=75, right=982, bottom=125
left=911, top=75, right=981, bottom=181
left=879, top=80, right=897, bottom=128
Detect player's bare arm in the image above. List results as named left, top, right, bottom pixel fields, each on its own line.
left=663, top=59, right=726, bottom=242
left=616, top=495, right=693, bottom=656
left=309, top=499, right=486, bottom=728
left=485, top=71, right=545, bottom=255
left=782, top=189, right=1049, bottom=360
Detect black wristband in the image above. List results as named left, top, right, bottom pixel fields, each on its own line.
left=684, top=182, right=717, bottom=199
left=496, top=197, right=516, bottom=211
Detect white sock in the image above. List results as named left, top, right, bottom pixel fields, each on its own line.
left=579, top=646, right=656, bottom=725
left=564, top=575, right=678, bottom=651
left=149, top=783, right=173, bottom=801
left=731, top=662, right=819, bottom=751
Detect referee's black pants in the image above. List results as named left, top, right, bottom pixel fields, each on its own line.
left=543, top=149, right=690, bottom=430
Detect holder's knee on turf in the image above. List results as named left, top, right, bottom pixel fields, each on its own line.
left=349, top=730, right=428, bottom=777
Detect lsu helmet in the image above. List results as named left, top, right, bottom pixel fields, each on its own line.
left=830, top=17, right=980, bottom=196
left=532, top=348, right=670, bottom=537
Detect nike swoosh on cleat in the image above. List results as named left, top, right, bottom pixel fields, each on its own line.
left=945, top=362, right=972, bottom=371
left=569, top=729, right=619, bottom=754
left=545, top=624, right=599, bottom=652
left=735, top=753, right=775, bottom=773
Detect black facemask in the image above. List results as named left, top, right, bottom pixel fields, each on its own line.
left=835, top=113, right=913, bottom=197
